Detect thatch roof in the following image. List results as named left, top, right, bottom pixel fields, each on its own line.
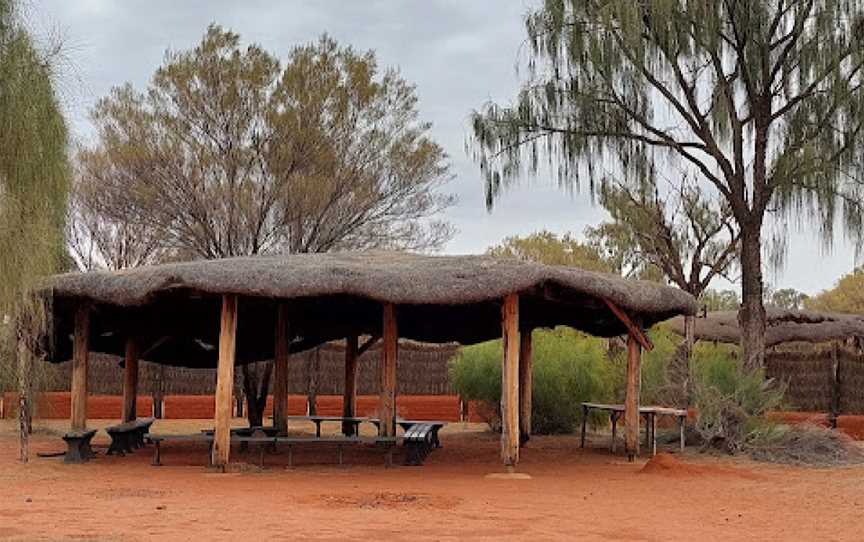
left=48, top=251, right=696, bottom=368
left=666, top=309, right=864, bottom=346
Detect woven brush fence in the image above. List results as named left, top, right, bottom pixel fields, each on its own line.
left=766, top=341, right=864, bottom=414
left=18, top=341, right=460, bottom=397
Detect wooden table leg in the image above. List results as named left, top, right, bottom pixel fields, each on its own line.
left=580, top=405, right=588, bottom=448
left=611, top=412, right=618, bottom=454
left=679, top=416, right=685, bottom=452
left=315, top=421, right=322, bottom=438
left=152, top=441, right=161, bottom=466
left=651, top=414, right=657, bottom=457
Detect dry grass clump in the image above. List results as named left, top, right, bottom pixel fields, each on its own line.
left=744, top=422, right=864, bottom=467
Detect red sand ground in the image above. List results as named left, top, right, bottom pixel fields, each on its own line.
left=2, top=420, right=864, bottom=541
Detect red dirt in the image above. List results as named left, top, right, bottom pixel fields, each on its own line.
left=2, top=420, right=864, bottom=540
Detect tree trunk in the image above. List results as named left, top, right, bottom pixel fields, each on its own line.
left=17, top=336, right=30, bottom=463
left=667, top=314, right=695, bottom=407
left=242, top=362, right=272, bottom=428
left=739, top=224, right=766, bottom=371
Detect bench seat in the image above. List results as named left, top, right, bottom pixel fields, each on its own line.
left=62, top=429, right=98, bottom=464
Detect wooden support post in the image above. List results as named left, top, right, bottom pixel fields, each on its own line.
left=212, top=295, right=238, bottom=470
left=273, top=304, right=290, bottom=434
left=379, top=304, right=398, bottom=438
left=71, top=304, right=90, bottom=431
left=342, top=335, right=359, bottom=436
left=518, top=328, right=532, bottom=447
left=830, top=341, right=840, bottom=429
left=624, top=330, right=642, bottom=461
left=121, top=336, right=139, bottom=423
left=501, top=294, right=520, bottom=468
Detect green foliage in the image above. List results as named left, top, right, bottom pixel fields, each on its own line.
left=450, top=328, right=616, bottom=434
left=691, top=358, right=785, bottom=453
left=767, top=288, right=809, bottom=310
left=805, top=267, right=864, bottom=314
left=487, top=230, right=613, bottom=272
left=586, top=179, right=738, bottom=292
left=0, top=0, right=70, bottom=395
left=78, top=27, right=453, bottom=263
left=701, top=289, right=741, bottom=311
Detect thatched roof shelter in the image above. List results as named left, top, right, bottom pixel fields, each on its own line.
left=45, top=250, right=696, bottom=468
left=666, top=309, right=864, bottom=346
left=48, top=251, right=695, bottom=368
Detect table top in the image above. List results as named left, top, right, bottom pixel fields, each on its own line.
left=581, top=402, right=687, bottom=416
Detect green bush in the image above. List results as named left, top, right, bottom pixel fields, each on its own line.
left=691, top=358, right=785, bottom=453
left=450, top=327, right=616, bottom=434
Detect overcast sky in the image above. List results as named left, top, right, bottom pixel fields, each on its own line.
left=31, top=0, right=861, bottom=295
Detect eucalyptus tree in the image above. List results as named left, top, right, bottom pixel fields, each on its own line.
left=79, top=26, right=453, bottom=426
left=0, top=0, right=71, bottom=461
left=472, top=1, right=864, bottom=369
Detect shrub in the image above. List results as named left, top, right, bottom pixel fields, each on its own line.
left=744, top=421, right=863, bottom=466
left=450, top=327, right=616, bottom=434
left=691, top=358, right=785, bottom=453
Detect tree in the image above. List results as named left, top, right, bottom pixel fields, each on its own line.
left=806, top=268, right=864, bottom=313
left=79, top=26, right=453, bottom=426
left=0, top=0, right=71, bottom=461
left=702, top=289, right=741, bottom=312
left=487, top=230, right=613, bottom=272
left=587, top=174, right=739, bottom=404
left=472, top=1, right=864, bottom=370
left=767, top=287, right=809, bottom=310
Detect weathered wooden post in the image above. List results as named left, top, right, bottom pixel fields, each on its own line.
left=71, top=304, right=90, bottom=431
left=518, top=327, right=533, bottom=447
left=273, top=303, right=290, bottom=434
left=121, top=336, right=139, bottom=423
left=342, top=334, right=359, bottom=436
left=624, top=331, right=642, bottom=461
left=379, top=304, right=398, bottom=437
left=213, top=295, right=238, bottom=470
left=501, top=294, right=520, bottom=468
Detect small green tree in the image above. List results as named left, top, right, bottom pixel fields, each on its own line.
left=0, top=0, right=71, bottom=461
left=487, top=230, right=613, bottom=272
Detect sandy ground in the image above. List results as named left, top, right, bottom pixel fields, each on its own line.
left=1, top=419, right=863, bottom=541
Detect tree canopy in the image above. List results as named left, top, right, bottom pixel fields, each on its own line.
left=0, top=0, right=71, bottom=460
left=472, top=1, right=864, bottom=369
left=806, top=268, right=864, bottom=314
left=74, top=26, right=453, bottom=267
left=487, top=230, right=612, bottom=272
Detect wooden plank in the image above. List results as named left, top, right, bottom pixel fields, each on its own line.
left=624, top=331, right=642, bottom=461
left=379, top=304, right=398, bottom=437
left=121, top=335, right=139, bottom=423
left=212, top=295, right=238, bottom=470
left=70, top=304, right=90, bottom=431
left=342, top=335, right=359, bottom=435
left=518, top=327, right=533, bottom=447
left=357, top=335, right=380, bottom=356
left=272, top=303, right=290, bottom=433
left=603, top=298, right=653, bottom=351
left=501, top=293, right=520, bottom=468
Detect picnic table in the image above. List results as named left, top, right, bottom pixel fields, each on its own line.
left=278, top=415, right=381, bottom=437
left=580, top=402, right=687, bottom=456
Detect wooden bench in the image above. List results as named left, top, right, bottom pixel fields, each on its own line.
left=277, top=415, right=381, bottom=437
left=398, top=420, right=446, bottom=448
left=106, top=417, right=157, bottom=456
left=146, top=433, right=214, bottom=466
left=274, top=436, right=397, bottom=468
left=134, top=417, right=156, bottom=447
left=402, top=423, right=436, bottom=466
left=62, top=429, right=98, bottom=464
left=106, top=421, right=139, bottom=456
